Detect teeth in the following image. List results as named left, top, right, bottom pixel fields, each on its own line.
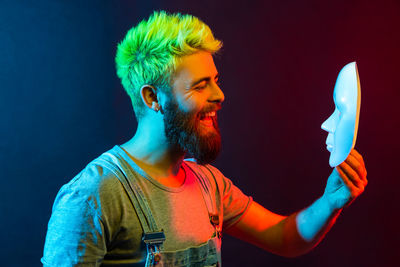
left=205, top=111, right=215, bottom=117
left=200, top=111, right=216, bottom=119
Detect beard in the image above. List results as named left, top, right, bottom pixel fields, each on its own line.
left=163, top=97, right=221, bottom=165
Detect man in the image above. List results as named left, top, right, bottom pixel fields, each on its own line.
left=42, top=11, right=367, bottom=266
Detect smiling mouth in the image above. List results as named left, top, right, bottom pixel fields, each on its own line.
left=199, top=111, right=216, bottom=127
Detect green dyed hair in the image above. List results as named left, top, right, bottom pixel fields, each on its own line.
left=115, top=10, right=222, bottom=118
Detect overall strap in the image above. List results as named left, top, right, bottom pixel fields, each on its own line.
left=94, top=156, right=156, bottom=233
left=184, top=161, right=222, bottom=238
left=94, top=154, right=165, bottom=266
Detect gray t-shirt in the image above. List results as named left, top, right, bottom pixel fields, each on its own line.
left=42, top=146, right=252, bottom=266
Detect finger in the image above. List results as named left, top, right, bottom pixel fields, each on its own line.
left=337, top=161, right=364, bottom=190
left=350, top=149, right=366, bottom=169
left=348, top=150, right=368, bottom=185
left=336, top=166, right=364, bottom=199
left=345, top=154, right=368, bottom=184
left=335, top=166, right=359, bottom=196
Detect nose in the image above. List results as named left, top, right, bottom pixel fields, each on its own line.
left=321, top=118, right=331, bottom=133
left=321, top=111, right=338, bottom=133
left=209, top=82, right=225, bottom=104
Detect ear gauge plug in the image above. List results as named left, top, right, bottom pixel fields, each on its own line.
left=152, top=102, right=160, bottom=112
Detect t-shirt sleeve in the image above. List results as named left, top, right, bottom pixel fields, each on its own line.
left=41, top=173, right=107, bottom=266
left=205, top=165, right=253, bottom=231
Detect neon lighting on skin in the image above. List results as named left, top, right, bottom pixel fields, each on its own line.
left=296, top=63, right=362, bottom=242
left=115, top=11, right=222, bottom=119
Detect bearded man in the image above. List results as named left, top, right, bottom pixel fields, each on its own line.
left=42, top=11, right=368, bottom=267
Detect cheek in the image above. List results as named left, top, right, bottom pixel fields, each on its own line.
left=177, top=95, right=205, bottom=115
left=333, top=116, right=355, bottom=155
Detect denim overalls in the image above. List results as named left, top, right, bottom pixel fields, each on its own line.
left=95, top=153, right=222, bottom=267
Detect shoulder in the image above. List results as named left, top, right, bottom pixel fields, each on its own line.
left=61, top=155, right=122, bottom=198
left=184, top=158, right=222, bottom=173
left=184, top=158, right=223, bottom=177
left=183, top=159, right=227, bottom=190
left=53, top=148, right=127, bottom=217
left=183, top=159, right=248, bottom=199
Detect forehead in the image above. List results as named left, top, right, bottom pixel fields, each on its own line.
left=171, top=51, right=218, bottom=86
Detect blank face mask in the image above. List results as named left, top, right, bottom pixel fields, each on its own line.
left=321, top=62, right=361, bottom=167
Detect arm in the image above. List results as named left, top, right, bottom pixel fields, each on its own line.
left=41, top=184, right=107, bottom=266
left=225, top=149, right=367, bottom=257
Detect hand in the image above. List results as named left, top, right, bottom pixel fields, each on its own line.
left=323, top=149, right=368, bottom=210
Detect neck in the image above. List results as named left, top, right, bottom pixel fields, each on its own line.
left=121, top=118, right=186, bottom=179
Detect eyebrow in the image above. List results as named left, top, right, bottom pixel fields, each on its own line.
left=190, top=73, right=220, bottom=87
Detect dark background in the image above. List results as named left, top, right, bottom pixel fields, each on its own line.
left=1, top=0, right=399, bottom=266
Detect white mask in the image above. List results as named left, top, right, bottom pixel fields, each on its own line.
left=321, top=62, right=361, bottom=167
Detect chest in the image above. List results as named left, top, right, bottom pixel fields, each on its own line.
left=123, top=171, right=217, bottom=251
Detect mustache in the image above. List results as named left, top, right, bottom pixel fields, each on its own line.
left=200, top=103, right=222, bottom=114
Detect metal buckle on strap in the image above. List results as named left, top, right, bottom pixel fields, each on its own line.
left=143, top=230, right=166, bottom=245
left=209, top=214, right=222, bottom=239
left=143, top=230, right=165, bottom=266
left=209, top=214, right=219, bottom=226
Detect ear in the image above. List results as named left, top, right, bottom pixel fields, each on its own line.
left=140, top=85, right=161, bottom=112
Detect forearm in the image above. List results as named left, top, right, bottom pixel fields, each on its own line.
left=224, top=198, right=341, bottom=257
left=280, top=195, right=342, bottom=257
left=227, top=151, right=367, bottom=257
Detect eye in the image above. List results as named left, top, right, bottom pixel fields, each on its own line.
left=194, top=81, right=207, bottom=90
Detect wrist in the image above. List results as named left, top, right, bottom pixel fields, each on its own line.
left=321, top=193, right=343, bottom=215
left=296, top=195, right=341, bottom=243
